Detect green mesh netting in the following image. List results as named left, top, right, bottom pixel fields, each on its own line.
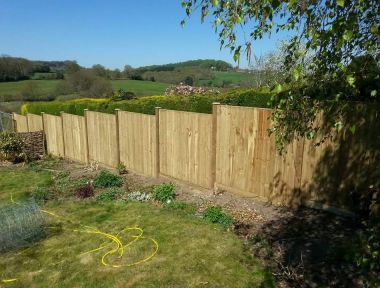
left=0, top=200, right=45, bottom=252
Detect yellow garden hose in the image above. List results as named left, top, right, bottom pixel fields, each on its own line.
left=1, top=194, right=159, bottom=285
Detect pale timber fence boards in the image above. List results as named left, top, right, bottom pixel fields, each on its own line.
left=26, top=114, right=43, bottom=132
left=12, top=113, right=28, bottom=132
left=214, top=105, right=304, bottom=204
left=159, top=109, right=214, bottom=188
left=86, top=111, right=118, bottom=168
left=62, top=113, right=88, bottom=163
left=12, top=104, right=378, bottom=212
left=42, top=113, right=65, bottom=157
left=118, top=111, right=157, bottom=177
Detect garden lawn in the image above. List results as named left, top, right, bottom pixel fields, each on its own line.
left=0, top=166, right=274, bottom=288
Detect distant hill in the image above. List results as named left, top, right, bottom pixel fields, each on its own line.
left=0, top=56, right=80, bottom=82
left=135, top=59, right=233, bottom=73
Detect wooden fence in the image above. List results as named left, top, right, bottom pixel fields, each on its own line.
left=12, top=104, right=380, bottom=212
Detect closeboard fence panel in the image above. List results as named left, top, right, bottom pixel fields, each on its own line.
left=215, top=105, right=304, bottom=205
left=26, top=114, right=43, bottom=132
left=62, top=113, right=88, bottom=163
left=13, top=113, right=28, bottom=132
left=118, top=111, right=157, bottom=177
left=86, top=111, right=118, bottom=168
left=159, top=109, right=214, bottom=188
left=43, top=114, right=65, bottom=157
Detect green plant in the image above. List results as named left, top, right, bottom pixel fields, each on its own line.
left=127, top=191, right=151, bottom=202
left=153, top=183, right=176, bottom=203
left=31, top=187, right=50, bottom=203
left=355, top=221, right=380, bottom=287
left=202, top=206, right=234, bottom=228
left=93, top=170, right=123, bottom=188
left=117, top=162, right=127, bottom=175
left=95, top=188, right=123, bottom=202
left=0, top=132, right=25, bottom=163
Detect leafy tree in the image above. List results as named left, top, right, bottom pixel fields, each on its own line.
left=181, top=0, right=380, bottom=151
left=64, top=61, right=81, bottom=75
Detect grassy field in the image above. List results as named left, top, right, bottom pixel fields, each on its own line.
left=0, top=161, right=274, bottom=287
left=199, top=71, right=257, bottom=87
left=0, top=79, right=169, bottom=98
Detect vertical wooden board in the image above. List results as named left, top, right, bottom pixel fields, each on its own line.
left=86, top=111, right=118, bottom=168
left=118, top=111, right=157, bottom=177
left=215, top=105, right=303, bottom=205
left=13, top=113, right=28, bottom=132
left=159, top=109, right=213, bottom=188
left=62, top=113, right=88, bottom=163
left=27, top=114, right=43, bottom=132
left=43, top=114, right=64, bottom=157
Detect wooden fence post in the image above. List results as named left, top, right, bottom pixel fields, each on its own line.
left=155, top=107, right=161, bottom=178
left=211, top=102, right=220, bottom=190
left=115, top=109, right=121, bottom=166
left=41, top=112, right=47, bottom=153
left=26, top=113, right=30, bottom=132
left=84, top=109, right=90, bottom=164
left=11, top=112, right=17, bottom=132
left=60, top=111, right=66, bottom=158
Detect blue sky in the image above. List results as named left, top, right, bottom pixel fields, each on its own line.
left=0, top=0, right=288, bottom=69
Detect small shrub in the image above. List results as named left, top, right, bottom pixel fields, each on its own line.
left=202, top=206, right=234, bottom=228
left=93, top=170, right=123, bottom=188
left=75, top=184, right=94, bottom=199
left=117, top=162, right=127, bottom=175
left=0, top=132, right=25, bottom=163
left=153, top=183, right=176, bottom=203
left=96, top=188, right=123, bottom=202
left=31, top=187, right=50, bottom=203
left=127, top=191, right=152, bottom=202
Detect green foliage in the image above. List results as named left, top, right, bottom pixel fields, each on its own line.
left=355, top=221, right=380, bottom=287
left=202, top=206, right=234, bottom=228
left=23, top=88, right=272, bottom=116
left=183, top=0, right=380, bottom=151
left=93, top=170, right=123, bottom=188
left=31, top=186, right=50, bottom=203
left=0, top=200, right=45, bottom=252
left=126, top=191, right=152, bottom=202
left=95, top=187, right=123, bottom=202
left=153, top=183, right=176, bottom=203
left=117, top=162, right=127, bottom=175
left=0, top=132, right=25, bottom=163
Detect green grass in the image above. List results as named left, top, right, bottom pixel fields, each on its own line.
left=0, top=80, right=61, bottom=98
left=0, top=167, right=52, bottom=202
left=200, top=71, right=257, bottom=87
left=0, top=164, right=274, bottom=288
left=0, top=79, right=168, bottom=99
left=111, top=80, right=169, bottom=96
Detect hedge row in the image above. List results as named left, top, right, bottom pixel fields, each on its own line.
left=21, top=89, right=273, bottom=116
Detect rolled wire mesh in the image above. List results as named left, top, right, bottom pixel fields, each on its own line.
left=0, top=200, right=45, bottom=252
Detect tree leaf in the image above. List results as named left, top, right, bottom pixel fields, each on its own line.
left=292, top=64, right=302, bottom=81
left=346, top=74, right=355, bottom=87
left=211, top=0, right=218, bottom=7
left=180, top=20, right=186, bottom=28
left=337, top=0, right=344, bottom=7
